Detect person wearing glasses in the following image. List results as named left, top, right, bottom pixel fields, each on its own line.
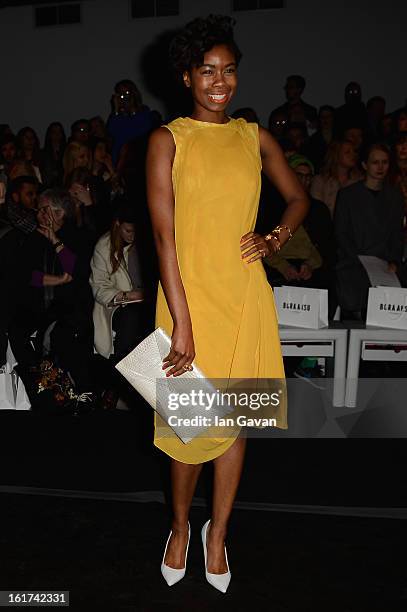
left=8, top=189, right=96, bottom=403
left=290, top=154, right=337, bottom=315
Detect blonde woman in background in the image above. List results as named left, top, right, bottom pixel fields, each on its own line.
left=311, top=140, right=363, bottom=217
left=63, top=141, right=91, bottom=183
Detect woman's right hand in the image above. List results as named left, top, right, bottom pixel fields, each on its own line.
left=163, top=323, right=195, bottom=377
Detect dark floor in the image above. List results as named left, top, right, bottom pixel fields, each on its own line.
left=1, top=492, right=406, bottom=612
left=2, top=367, right=407, bottom=611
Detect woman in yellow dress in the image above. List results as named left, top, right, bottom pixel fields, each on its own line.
left=146, top=15, right=309, bottom=593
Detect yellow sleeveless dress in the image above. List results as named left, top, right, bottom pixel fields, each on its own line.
left=154, top=116, right=287, bottom=464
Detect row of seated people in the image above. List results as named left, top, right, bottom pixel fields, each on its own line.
left=0, top=85, right=405, bottom=405
left=255, top=143, right=406, bottom=321
left=0, top=139, right=404, bottom=407
left=0, top=184, right=156, bottom=409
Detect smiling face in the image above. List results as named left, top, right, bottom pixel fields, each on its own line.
left=183, top=44, right=238, bottom=122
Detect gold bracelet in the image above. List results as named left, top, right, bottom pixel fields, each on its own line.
left=273, top=224, right=293, bottom=241
left=264, top=233, right=281, bottom=252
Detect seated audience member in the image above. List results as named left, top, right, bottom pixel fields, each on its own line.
left=390, top=132, right=407, bottom=210
left=334, top=82, right=368, bottom=137
left=289, top=155, right=337, bottom=309
left=63, top=141, right=91, bottom=183
left=264, top=223, right=322, bottom=286
left=268, top=109, right=288, bottom=142
left=89, top=201, right=153, bottom=407
left=0, top=178, right=38, bottom=366
left=286, top=122, right=308, bottom=155
left=91, top=137, right=121, bottom=195
left=16, top=126, right=42, bottom=182
left=334, top=144, right=405, bottom=319
left=8, top=189, right=95, bottom=400
left=311, top=140, right=363, bottom=217
left=66, top=166, right=111, bottom=237
left=366, top=96, right=386, bottom=142
left=89, top=116, right=107, bottom=140
left=0, top=135, right=18, bottom=172
left=3, top=176, right=39, bottom=233
left=304, top=105, right=335, bottom=173
left=343, top=125, right=365, bottom=155
left=270, top=75, right=317, bottom=131
left=279, top=139, right=299, bottom=160
left=41, top=122, right=66, bottom=188
left=395, top=108, right=407, bottom=134
left=0, top=124, right=13, bottom=140
left=107, top=79, right=157, bottom=166
left=389, top=132, right=407, bottom=260
left=8, top=160, right=39, bottom=183
left=380, top=114, right=394, bottom=144
left=69, top=119, right=90, bottom=145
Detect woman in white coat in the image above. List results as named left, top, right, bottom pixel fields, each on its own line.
left=90, top=201, right=148, bottom=404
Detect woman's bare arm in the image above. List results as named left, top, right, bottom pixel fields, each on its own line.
left=259, top=126, right=310, bottom=244
left=240, top=127, right=310, bottom=264
left=146, top=127, right=195, bottom=376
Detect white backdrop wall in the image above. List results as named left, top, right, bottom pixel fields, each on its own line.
left=0, top=0, right=404, bottom=140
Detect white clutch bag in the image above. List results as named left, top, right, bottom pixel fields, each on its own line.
left=115, top=327, right=234, bottom=444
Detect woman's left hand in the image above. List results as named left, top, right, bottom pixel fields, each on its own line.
left=69, top=183, right=93, bottom=207
left=240, top=232, right=277, bottom=263
left=38, top=210, right=58, bottom=244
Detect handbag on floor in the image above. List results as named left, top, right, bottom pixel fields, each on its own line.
left=0, top=371, right=15, bottom=409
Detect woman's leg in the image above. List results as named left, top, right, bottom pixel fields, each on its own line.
left=164, top=459, right=203, bottom=568
left=206, top=435, right=247, bottom=573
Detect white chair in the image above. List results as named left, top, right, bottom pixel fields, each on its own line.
left=279, top=323, right=348, bottom=407
left=345, top=323, right=407, bottom=407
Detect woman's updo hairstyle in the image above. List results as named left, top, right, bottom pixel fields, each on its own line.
left=169, top=14, right=242, bottom=81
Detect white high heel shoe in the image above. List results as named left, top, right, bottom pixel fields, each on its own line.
left=201, top=519, right=231, bottom=593
left=161, top=521, right=190, bottom=586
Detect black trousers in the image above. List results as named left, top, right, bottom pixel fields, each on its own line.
left=8, top=303, right=95, bottom=395
left=104, top=301, right=154, bottom=399
left=111, top=302, right=150, bottom=364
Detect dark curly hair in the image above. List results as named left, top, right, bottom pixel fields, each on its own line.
left=169, top=14, right=242, bottom=80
